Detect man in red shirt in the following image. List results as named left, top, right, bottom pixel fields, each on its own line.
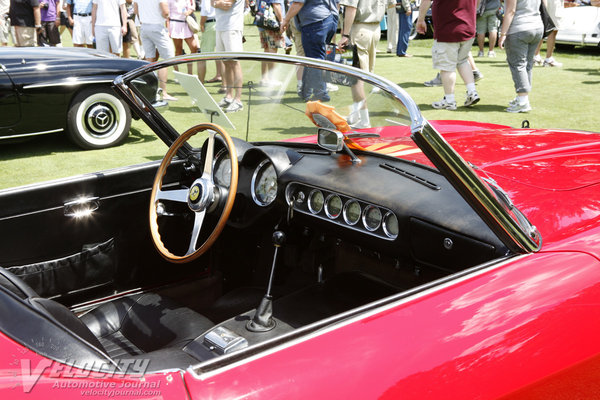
left=416, top=0, right=480, bottom=110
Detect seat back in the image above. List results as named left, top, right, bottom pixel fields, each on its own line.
left=0, top=267, right=114, bottom=370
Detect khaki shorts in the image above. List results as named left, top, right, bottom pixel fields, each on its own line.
left=432, top=38, right=474, bottom=71
left=351, top=22, right=381, bottom=73
left=215, top=30, right=243, bottom=52
left=13, top=26, right=36, bottom=47
left=290, top=19, right=304, bottom=57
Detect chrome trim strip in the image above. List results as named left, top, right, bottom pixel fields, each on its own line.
left=0, top=128, right=63, bottom=139
left=23, top=79, right=113, bottom=90
left=188, top=254, right=527, bottom=380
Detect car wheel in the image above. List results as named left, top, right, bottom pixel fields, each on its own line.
left=67, top=86, right=131, bottom=150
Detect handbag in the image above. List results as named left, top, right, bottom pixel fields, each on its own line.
left=186, top=14, right=200, bottom=33
left=254, top=3, right=280, bottom=31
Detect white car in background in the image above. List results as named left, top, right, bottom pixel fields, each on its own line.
left=555, top=3, right=600, bottom=47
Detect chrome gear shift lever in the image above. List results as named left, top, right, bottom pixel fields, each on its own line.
left=246, top=231, right=285, bottom=332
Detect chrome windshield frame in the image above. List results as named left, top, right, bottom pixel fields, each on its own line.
left=412, top=123, right=541, bottom=254
left=113, top=51, right=540, bottom=254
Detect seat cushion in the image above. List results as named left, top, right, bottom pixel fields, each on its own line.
left=80, top=293, right=214, bottom=359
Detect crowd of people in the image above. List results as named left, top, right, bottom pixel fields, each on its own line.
left=1, top=0, right=598, bottom=115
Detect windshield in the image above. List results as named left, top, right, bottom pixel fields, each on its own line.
left=117, top=52, right=539, bottom=254
left=123, top=53, right=425, bottom=157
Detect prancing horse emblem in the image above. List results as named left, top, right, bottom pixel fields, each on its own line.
left=189, top=185, right=200, bottom=202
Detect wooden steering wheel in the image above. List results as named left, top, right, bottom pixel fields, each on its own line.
left=149, top=123, right=238, bottom=263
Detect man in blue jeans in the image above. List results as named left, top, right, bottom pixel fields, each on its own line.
left=281, top=0, right=339, bottom=102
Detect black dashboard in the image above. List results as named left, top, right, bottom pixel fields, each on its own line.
left=209, top=138, right=508, bottom=273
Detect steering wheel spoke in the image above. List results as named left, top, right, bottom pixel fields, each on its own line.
left=202, top=130, right=216, bottom=180
left=149, top=123, right=238, bottom=263
left=156, top=187, right=189, bottom=204
left=186, top=210, right=206, bottom=256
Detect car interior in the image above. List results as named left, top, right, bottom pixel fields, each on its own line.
left=0, top=57, right=514, bottom=374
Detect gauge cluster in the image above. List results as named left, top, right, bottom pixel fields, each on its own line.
left=286, top=182, right=399, bottom=240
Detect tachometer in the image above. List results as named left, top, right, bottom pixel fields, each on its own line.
left=213, top=150, right=231, bottom=187
left=251, top=160, right=277, bottom=206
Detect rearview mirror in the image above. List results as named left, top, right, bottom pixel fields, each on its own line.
left=317, top=128, right=344, bottom=152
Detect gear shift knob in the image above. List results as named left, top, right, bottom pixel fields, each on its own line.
left=272, top=231, right=286, bottom=247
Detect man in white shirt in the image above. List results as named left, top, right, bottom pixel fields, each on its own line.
left=66, top=0, right=94, bottom=48
left=134, top=0, right=177, bottom=101
left=213, top=0, right=246, bottom=112
left=91, top=0, right=127, bottom=55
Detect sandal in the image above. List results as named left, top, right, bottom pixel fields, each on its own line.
left=206, top=77, right=222, bottom=83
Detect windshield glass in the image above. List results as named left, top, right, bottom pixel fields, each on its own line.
left=126, top=53, right=426, bottom=158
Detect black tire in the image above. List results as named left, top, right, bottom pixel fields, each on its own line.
left=67, top=86, right=131, bottom=150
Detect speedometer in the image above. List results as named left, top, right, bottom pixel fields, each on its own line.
left=213, top=150, right=231, bottom=187
left=251, top=160, right=277, bottom=206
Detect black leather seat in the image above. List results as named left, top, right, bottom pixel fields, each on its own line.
left=0, top=267, right=213, bottom=371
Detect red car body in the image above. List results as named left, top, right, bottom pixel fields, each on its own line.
left=2, top=120, right=599, bottom=399
left=1, top=54, right=599, bottom=399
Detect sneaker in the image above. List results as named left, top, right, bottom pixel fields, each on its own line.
left=326, top=83, right=339, bottom=92
left=488, top=50, right=496, bottom=58
left=508, top=97, right=519, bottom=107
left=432, top=97, right=457, bottom=110
left=477, top=50, right=485, bottom=57
left=533, top=55, right=543, bottom=66
left=424, top=73, right=442, bottom=87
left=218, top=97, right=232, bottom=108
left=224, top=100, right=243, bottom=113
left=473, top=70, right=484, bottom=82
left=296, top=81, right=303, bottom=97
left=464, top=91, right=480, bottom=107
left=544, top=57, right=562, bottom=67
left=506, top=101, right=532, bottom=113
left=162, top=93, right=178, bottom=101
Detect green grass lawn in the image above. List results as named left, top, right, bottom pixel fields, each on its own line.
left=1, top=19, right=599, bottom=190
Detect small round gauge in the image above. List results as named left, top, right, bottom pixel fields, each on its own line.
left=213, top=150, right=231, bottom=187
left=383, top=212, right=399, bottom=239
left=251, top=160, right=278, bottom=206
left=308, top=190, right=324, bottom=214
left=325, top=194, right=342, bottom=219
left=343, top=200, right=361, bottom=225
left=363, top=205, right=382, bottom=231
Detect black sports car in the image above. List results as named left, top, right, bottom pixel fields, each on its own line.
left=0, top=47, right=159, bottom=150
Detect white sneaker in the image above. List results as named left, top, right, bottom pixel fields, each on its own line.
left=544, top=57, right=562, bottom=67
left=533, top=55, right=543, bottom=66
left=506, top=101, right=532, bottom=113
left=473, top=70, right=484, bottom=82
left=218, top=97, right=232, bottom=108
left=477, top=50, right=484, bottom=57
left=432, top=97, right=457, bottom=110
left=488, top=50, right=496, bottom=58
left=225, top=100, right=243, bottom=113
left=326, top=82, right=339, bottom=92
left=464, top=91, right=480, bottom=107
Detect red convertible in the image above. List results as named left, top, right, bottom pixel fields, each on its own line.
left=0, top=54, right=599, bottom=399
